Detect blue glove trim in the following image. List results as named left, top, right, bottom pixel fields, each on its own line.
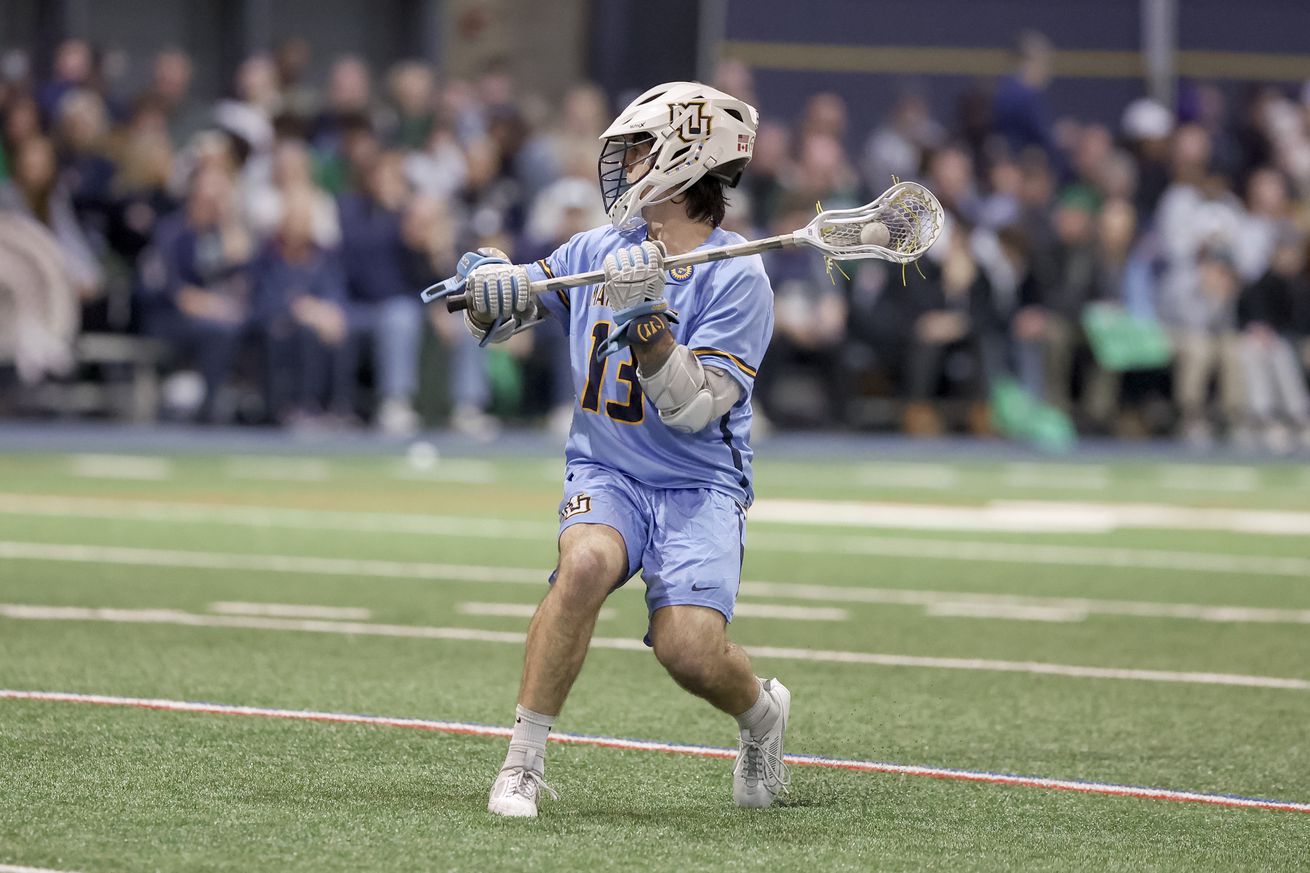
left=596, top=300, right=680, bottom=360
left=419, top=251, right=510, bottom=304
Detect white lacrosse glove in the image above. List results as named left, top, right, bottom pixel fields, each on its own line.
left=463, top=247, right=534, bottom=344
left=598, top=241, right=678, bottom=359
left=602, top=241, right=667, bottom=310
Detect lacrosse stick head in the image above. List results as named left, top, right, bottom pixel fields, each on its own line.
left=798, top=181, right=944, bottom=264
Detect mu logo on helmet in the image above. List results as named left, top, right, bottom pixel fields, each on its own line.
left=670, top=101, right=712, bottom=142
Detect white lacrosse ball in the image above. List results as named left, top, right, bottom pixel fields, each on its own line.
left=861, top=222, right=891, bottom=247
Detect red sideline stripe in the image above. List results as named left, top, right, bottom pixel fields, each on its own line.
left=4, top=690, right=1308, bottom=815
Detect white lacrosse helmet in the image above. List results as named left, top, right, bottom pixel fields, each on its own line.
left=598, top=81, right=759, bottom=230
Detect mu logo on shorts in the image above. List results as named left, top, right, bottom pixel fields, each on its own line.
left=670, top=101, right=711, bottom=142
left=561, top=493, right=592, bottom=520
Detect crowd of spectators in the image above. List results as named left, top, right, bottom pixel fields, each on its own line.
left=2, top=33, right=1310, bottom=449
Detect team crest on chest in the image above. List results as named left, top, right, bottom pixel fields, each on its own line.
left=561, top=493, right=592, bottom=520
left=668, top=264, right=695, bottom=283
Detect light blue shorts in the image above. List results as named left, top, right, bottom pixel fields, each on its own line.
left=554, top=461, right=746, bottom=643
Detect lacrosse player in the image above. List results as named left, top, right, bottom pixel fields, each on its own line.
left=459, top=82, right=786, bottom=817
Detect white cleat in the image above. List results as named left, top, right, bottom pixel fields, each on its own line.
left=487, top=766, right=558, bottom=818
left=733, top=678, right=792, bottom=808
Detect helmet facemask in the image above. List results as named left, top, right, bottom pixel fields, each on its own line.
left=598, top=133, right=655, bottom=223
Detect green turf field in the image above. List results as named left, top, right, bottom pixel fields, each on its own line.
left=1, top=450, right=1308, bottom=871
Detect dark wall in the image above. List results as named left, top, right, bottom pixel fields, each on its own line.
left=589, top=0, right=700, bottom=103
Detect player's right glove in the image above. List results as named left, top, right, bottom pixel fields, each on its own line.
left=461, top=247, right=534, bottom=345
left=597, top=240, right=678, bottom=359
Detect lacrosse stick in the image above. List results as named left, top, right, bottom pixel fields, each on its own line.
left=422, top=180, right=944, bottom=313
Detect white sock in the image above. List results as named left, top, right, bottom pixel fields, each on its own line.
left=502, top=704, right=554, bottom=773
left=734, top=679, right=777, bottom=735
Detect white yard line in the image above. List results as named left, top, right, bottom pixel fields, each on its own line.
left=1157, top=465, right=1259, bottom=492
left=208, top=602, right=371, bottom=620
left=758, top=531, right=1310, bottom=577
left=390, top=460, right=498, bottom=483
left=1, top=603, right=1305, bottom=691
left=742, top=579, right=1310, bottom=625
left=3, top=540, right=1309, bottom=626
left=853, top=464, right=960, bottom=490
left=1002, top=464, right=1110, bottom=491
left=0, top=540, right=545, bottom=585
left=993, top=500, right=1310, bottom=537
left=67, top=455, right=172, bottom=481
left=457, top=602, right=616, bottom=621
left=923, top=603, right=1090, bottom=623
left=223, top=458, right=331, bottom=482
left=6, top=690, right=1308, bottom=814
left=752, top=497, right=1310, bottom=536
left=0, top=865, right=86, bottom=873
left=732, top=603, right=849, bottom=621
left=0, top=494, right=555, bottom=539
left=751, top=498, right=1117, bottom=533
left=1, top=493, right=1305, bottom=577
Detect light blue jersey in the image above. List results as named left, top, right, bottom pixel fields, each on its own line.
left=527, top=224, right=774, bottom=506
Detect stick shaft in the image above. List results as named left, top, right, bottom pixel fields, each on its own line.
left=447, top=232, right=798, bottom=311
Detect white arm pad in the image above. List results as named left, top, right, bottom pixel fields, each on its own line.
left=637, top=344, right=742, bottom=433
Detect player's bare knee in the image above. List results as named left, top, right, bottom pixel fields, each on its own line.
left=652, top=630, right=719, bottom=689
left=553, top=530, right=625, bottom=613
left=549, top=573, right=608, bottom=616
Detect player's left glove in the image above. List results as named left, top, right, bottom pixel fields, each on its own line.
left=597, top=240, right=678, bottom=359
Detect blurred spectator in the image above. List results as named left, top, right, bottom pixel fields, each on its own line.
left=250, top=188, right=350, bottom=423
left=976, top=155, right=1021, bottom=229
left=3, top=93, right=42, bottom=165
left=800, top=93, right=848, bottom=143
left=744, top=121, right=790, bottom=231
left=386, top=61, right=436, bottom=149
left=312, top=55, right=375, bottom=155
left=927, top=144, right=982, bottom=224
left=37, top=39, right=93, bottom=123
left=245, top=138, right=340, bottom=247
left=517, top=82, right=607, bottom=200
left=0, top=214, right=77, bottom=384
left=1015, top=188, right=1100, bottom=411
left=147, top=48, right=206, bottom=145
left=337, top=150, right=425, bottom=434
left=1121, top=97, right=1175, bottom=219
left=992, top=31, right=1060, bottom=169
left=1068, top=123, right=1113, bottom=195
left=1172, top=246, right=1244, bottom=446
left=138, top=164, right=253, bottom=421
left=1236, top=230, right=1310, bottom=451
left=860, top=227, right=1003, bottom=435
left=713, top=59, right=757, bottom=113
left=274, top=38, right=317, bottom=122
left=52, top=89, right=115, bottom=231
left=756, top=200, right=849, bottom=427
left=1083, top=197, right=1153, bottom=428
left=861, top=92, right=944, bottom=194
left=1233, top=166, right=1292, bottom=282
left=788, top=133, right=860, bottom=209
left=105, top=130, right=177, bottom=264
left=0, top=136, right=104, bottom=299
left=233, top=54, right=282, bottom=120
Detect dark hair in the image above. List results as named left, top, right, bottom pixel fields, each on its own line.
left=678, top=174, right=728, bottom=226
